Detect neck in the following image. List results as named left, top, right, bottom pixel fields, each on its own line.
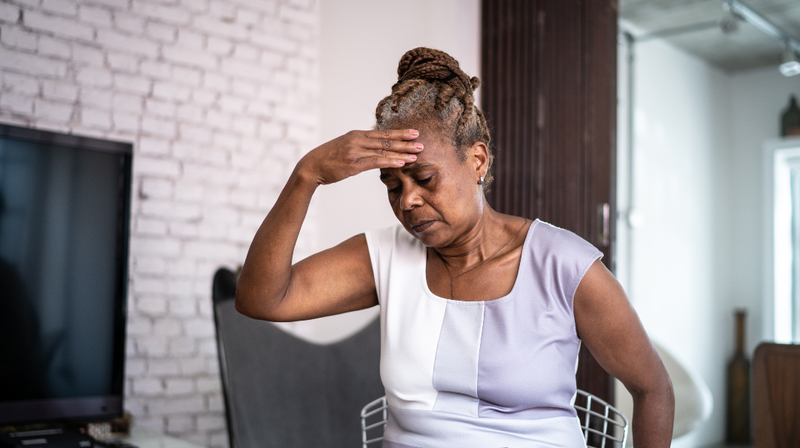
left=434, top=206, right=517, bottom=272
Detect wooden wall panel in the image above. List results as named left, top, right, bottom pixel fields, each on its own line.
left=481, top=0, right=618, bottom=403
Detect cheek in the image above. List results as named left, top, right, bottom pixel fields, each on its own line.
left=448, top=177, right=482, bottom=219
left=450, top=170, right=474, bottom=197
left=387, top=194, right=400, bottom=212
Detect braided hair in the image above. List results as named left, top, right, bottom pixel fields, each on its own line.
left=375, top=47, right=494, bottom=188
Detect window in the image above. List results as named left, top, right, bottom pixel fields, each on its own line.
left=767, top=140, right=800, bottom=343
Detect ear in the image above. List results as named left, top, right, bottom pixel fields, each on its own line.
left=470, top=141, right=489, bottom=177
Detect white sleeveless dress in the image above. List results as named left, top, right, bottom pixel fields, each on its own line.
left=365, top=220, right=602, bottom=448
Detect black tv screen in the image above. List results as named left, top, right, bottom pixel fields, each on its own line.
left=0, top=124, right=131, bottom=424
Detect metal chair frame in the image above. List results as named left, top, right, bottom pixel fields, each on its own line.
left=360, top=396, right=389, bottom=448
left=360, top=390, right=629, bottom=448
left=573, top=389, right=629, bottom=448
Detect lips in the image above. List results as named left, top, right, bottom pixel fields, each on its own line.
left=411, top=220, right=435, bottom=233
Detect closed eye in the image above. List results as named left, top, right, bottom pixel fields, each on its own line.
left=384, top=176, right=432, bottom=195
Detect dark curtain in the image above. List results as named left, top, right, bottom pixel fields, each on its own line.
left=481, top=0, right=618, bottom=403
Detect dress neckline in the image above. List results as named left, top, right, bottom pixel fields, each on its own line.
left=420, top=219, right=539, bottom=305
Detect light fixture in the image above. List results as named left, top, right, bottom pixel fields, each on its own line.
left=719, top=2, right=739, bottom=35
left=780, top=43, right=800, bottom=77
left=723, top=1, right=800, bottom=77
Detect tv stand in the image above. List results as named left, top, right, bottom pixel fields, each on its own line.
left=99, top=428, right=204, bottom=448
left=0, top=427, right=93, bottom=448
left=0, top=428, right=204, bottom=448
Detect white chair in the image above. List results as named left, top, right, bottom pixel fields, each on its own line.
left=360, top=390, right=629, bottom=448
left=573, top=390, right=630, bottom=448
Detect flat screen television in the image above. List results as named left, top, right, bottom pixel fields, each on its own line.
left=0, top=123, right=132, bottom=425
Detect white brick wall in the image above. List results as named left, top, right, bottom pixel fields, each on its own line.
left=0, top=0, right=319, bottom=446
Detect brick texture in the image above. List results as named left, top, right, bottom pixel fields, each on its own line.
left=0, top=1, right=320, bottom=447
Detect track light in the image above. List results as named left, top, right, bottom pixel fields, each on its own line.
left=723, top=1, right=800, bottom=77
left=780, top=43, right=800, bottom=77
left=719, top=3, right=739, bottom=35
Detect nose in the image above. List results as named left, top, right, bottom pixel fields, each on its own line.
left=399, top=183, right=423, bottom=211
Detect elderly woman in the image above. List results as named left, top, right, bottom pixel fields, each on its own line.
left=236, top=48, right=674, bottom=447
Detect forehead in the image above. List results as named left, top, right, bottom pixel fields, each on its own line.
left=413, top=129, right=456, bottom=161
left=392, top=120, right=453, bottom=144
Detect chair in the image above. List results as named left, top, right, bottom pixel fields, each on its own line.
left=360, top=390, right=629, bottom=448
left=212, top=268, right=384, bottom=448
left=360, top=396, right=388, bottom=448
left=753, top=342, right=800, bottom=448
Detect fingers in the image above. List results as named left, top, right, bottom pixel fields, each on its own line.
left=364, top=128, right=419, bottom=141
left=361, top=129, right=423, bottom=154
left=356, top=153, right=414, bottom=170
left=310, top=129, right=420, bottom=183
left=352, top=136, right=418, bottom=170
left=360, top=147, right=417, bottom=166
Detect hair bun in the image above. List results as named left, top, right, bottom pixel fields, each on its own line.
left=470, top=76, right=481, bottom=91
left=396, top=47, right=477, bottom=94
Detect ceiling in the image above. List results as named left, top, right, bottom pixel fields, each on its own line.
left=620, top=0, right=800, bottom=72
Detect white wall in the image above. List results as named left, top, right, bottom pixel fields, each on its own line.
left=618, top=36, right=732, bottom=447
left=729, top=66, right=800, bottom=345
left=619, top=31, right=800, bottom=446
left=272, top=0, right=481, bottom=345
left=0, top=1, right=318, bottom=446
left=315, top=0, right=480, bottom=250
left=0, top=0, right=481, bottom=443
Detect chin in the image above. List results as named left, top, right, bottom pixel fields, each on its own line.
left=404, top=226, right=446, bottom=248
left=413, top=234, right=437, bottom=248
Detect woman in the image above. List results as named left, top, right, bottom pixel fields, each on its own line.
left=236, top=48, right=674, bottom=447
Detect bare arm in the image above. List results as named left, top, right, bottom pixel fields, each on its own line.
left=574, top=260, right=675, bottom=447
left=235, top=129, right=422, bottom=321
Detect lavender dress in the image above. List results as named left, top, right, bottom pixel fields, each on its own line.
left=365, top=220, right=602, bottom=448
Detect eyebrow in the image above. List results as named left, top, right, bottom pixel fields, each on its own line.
left=379, top=163, right=435, bottom=180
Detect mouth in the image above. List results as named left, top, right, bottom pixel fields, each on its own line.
left=410, top=220, right=435, bottom=233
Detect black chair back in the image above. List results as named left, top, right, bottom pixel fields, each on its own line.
left=212, top=268, right=383, bottom=448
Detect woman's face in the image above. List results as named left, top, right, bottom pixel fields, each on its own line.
left=379, top=125, right=486, bottom=248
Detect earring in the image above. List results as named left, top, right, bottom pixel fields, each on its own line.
left=478, top=176, right=484, bottom=185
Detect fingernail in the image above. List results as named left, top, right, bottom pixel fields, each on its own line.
left=396, top=160, right=406, bottom=166
left=410, top=130, right=419, bottom=137
left=414, top=143, right=424, bottom=150
left=408, top=154, right=417, bottom=160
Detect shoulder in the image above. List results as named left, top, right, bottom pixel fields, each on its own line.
left=529, top=220, right=600, bottom=258
left=527, top=220, right=603, bottom=299
left=364, top=225, right=424, bottom=306
left=365, top=224, right=419, bottom=252
left=364, top=224, right=423, bottom=268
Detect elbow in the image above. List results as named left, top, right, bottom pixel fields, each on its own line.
left=629, top=370, right=675, bottom=410
left=659, top=370, right=675, bottom=404
left=233, top=289, right=256, bottom=317
left=625, top=356, right=674, bottom=401
left=234, top=286, right=268, bottom=320
left=664, top=376, right=675, bottom=409
left=233, top=286, right=288, bottom=322
left=233, top=271, right=271, bottom=319
left=649, top=377, right=674, bottom=410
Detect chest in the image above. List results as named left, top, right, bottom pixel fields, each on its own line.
left=425, top=247, right=523, bottom=302
left=379, top=268, right=581, bottom=416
